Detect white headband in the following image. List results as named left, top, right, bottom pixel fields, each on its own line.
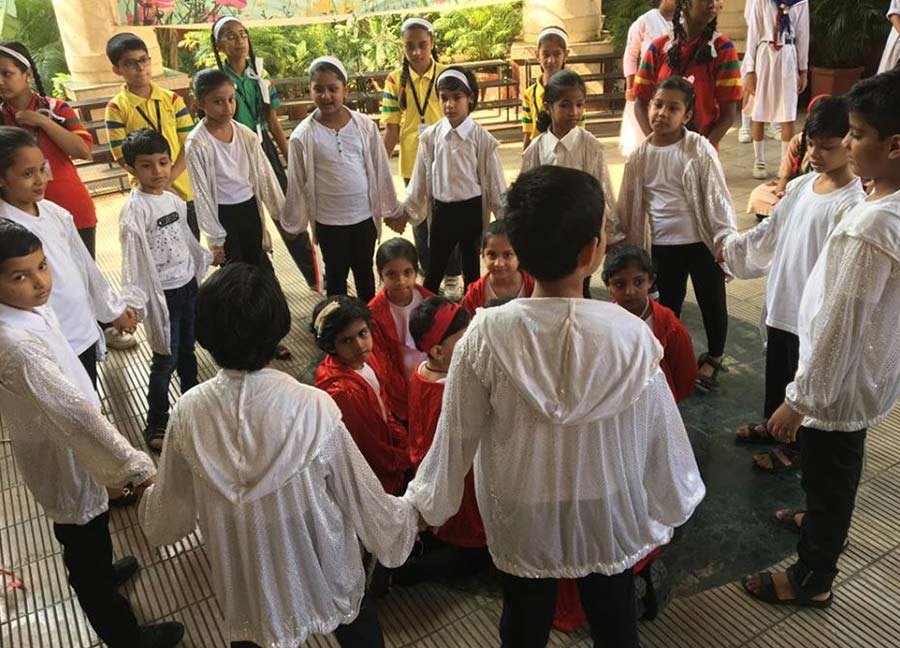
left=308, top=56, right=348, bottom=82
left=401, top=17, right=434, bottom=33
left=213, top=16, right=242, bottom=41
left=537, top=27, right=569, bottom=48
left=314, top=300, right=342, bottom=338
left=438, top=69, right=470, bottom=91
left=0, top=45, right=31, bottom=69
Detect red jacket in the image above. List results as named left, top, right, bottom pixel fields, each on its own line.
left=408, top=368, right=486, bottom=548
left=650, top=299, right=696, bottom=403
left=314, top=353, right=411, bottom=495
left=368, top=285, right=434, bottom=422
left=460, top=271, right=536, bottom=316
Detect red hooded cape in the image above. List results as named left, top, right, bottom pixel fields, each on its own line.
left=650, top=299, right=697, bottom=404
left=460, top=271, right=536, bottom=316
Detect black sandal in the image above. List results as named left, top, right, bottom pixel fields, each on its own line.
left=752, top=445, right=800, bottom=473
left=772, top=508, right=805, bottom=533
left=143, top=426, right=166, bottom=453
left=695, top=353, right=727, bottom=393
left=735, top=421, right=775, bottom=445
left=741, top=570, right=833, bottom=609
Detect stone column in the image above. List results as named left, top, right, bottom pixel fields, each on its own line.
left=522, top=0, right=603, bottom=44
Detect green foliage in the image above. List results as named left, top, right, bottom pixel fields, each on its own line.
left=433, top=3, right=522, bottom=61
left=810, top=0, right=887, bottom=68
left=602, top=0, right=656, bottom=53
left=11, top=0, right=69, bottom=89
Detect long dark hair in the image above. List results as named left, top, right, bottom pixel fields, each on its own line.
left=398, top=23, right=440, bottom=111
left=669, top=0, right=718, bottom=73
left=210, top=18, right=271, bottom=124
left=536, top=69, right=586, bottom=133
left=0, top=41, right=50, bottom=113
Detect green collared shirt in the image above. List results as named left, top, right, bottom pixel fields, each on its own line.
left=222, top=59, right=282, bottom=131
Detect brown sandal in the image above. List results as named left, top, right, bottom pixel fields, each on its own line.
left=752, top=445, right=800, bottom=473
left=735, top=421, right=775, bottom=445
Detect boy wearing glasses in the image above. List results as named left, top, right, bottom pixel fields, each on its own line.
left=104, top=33, right=198, bottom=239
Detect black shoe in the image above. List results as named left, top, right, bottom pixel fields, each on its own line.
left=138, top=622, right=185, bottom=647
left=113, top=556, right=139, bottom=588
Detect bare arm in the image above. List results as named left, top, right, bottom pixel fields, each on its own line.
left=267, top=108, right=289, bottom=159
left=383, top=123, right=400, bottom=157
left=16, top=111, right=92, bottom=160
left=635, top=99, right=652, bottom=136
left=706, top=101, right=738, bottom=148
left=169, top=150, right=187, bottom=191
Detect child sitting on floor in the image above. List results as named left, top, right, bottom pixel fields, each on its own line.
left=140, top=264, right=417, bottom=647
left=312, top=295, right=412, bottom=496
left=603, top=245, right=696, bottom=403
left=460, top=219, right=535, bottom=316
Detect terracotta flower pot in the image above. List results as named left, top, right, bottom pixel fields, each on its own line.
left=809, top=66, right=865, bottom=97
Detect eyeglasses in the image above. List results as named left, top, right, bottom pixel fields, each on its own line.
left=121, top=56, right=152, bottom=70
left=221, top=30, right=249, bottom=43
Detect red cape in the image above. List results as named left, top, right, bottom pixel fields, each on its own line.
left=650, top=299, right=697, bottom=404
left=314, top=353, right=411, bottom=495
left=460, top=271, right=536, bottom=316
left=368, top=285, right=434, bottom=422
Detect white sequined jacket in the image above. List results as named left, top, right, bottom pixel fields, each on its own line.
left=405, top=299, right=706, bottom=578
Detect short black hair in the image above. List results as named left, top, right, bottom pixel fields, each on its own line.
left=504, top=166, right=604, bottom=282
left=192, top=68, right=234, bottom=103
left=0, top=219, right=42, bottom=270
left=106, top=33, right=148, bottom=66
left=481, top=219, right=508, bottom=249
left=375, top=237, right=418, bottom=275
left=846, top=69, right=900, bottom=140
left=195, top=263, right=291, bottom=371
left=437, top=67, right=479, bottom=110
left=409, top=296, right=470, bottom=353
left=122, top=128, right=170, bottom=166
left=0, top=127, right=38, bottom=178
left=309, top=295, right=371, bottom=355
left=804, top=95, right=849, bottom=141
left=601, top=244, right=653, bottom=285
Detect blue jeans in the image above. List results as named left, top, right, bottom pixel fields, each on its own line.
left=146, top=279, right=198, bottom=429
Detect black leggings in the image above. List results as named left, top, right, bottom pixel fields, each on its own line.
left=316, top=218, right=377, bottom=304
left=652, top=242, right=727, bottom=357
left=219, top=197, right=275, bottom=276
left=424, top=196, right=482, bottom=294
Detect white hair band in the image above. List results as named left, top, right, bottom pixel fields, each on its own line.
left=314, top=300, right=342, bottom=338
left=537, top=27, right=569, bottom=48
left=0, top=46, right=31, bottom=69
left=438, top=69, right=470, bottom=91
left=401, top=17, right=434, bottom=33
left=213, top=16, right=242, bottom=41
left=308, top=56, right=348, bottom=82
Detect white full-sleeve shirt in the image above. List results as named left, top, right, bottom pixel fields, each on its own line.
left=431, top=116, right=482, bottom=203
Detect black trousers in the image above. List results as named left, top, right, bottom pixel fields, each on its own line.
left=53, top=512, right=140, bottom=647
left=764, top=326, right=800, bottom=419
left=424, top=196, right=482, bottom=294
left=652, top=242, right=728, bottom=357
left=795, top=426, right=867, bottom=593
left=78, top=343, right=98, bottom=391
left=403, top=177, right=460, bottom=278
left=316, top=219, right=377, bottom=304
left=498, top=569, right=640, bottom=648
left=77, top=226, right=96, bottom=259
left=185, top=201, right=200, bottom=241
left=219, top=197, right=276, bottom=277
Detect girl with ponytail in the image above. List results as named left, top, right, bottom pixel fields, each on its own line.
left=0, top=41, right=98, bottom=256
left=632, top=0, right=742, bottom=148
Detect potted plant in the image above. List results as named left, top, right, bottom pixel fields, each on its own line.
left=809, top=0, right=887, bottom=96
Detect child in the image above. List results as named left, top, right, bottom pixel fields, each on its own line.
left=0, top=127, right=137, bottom=388
left=743, top=69, right=900, bottom=610
left=105, top=33, right=197, bottom=238
left=0, top=219, right=182, bottom=648
left=210, top=16, right=320, bottom=293
left=521, top=69, right=621, bottom=296
left=405, top=67, right=506, bottom=295
left=119, top=128, right=212, bottom=452
left=602, top=245, right=696, bottom=403
left=634, top=0, right=742, bottom=148
left=521, top=26, right=586, bottom=150
left=877, top=1, right=900, bottom=73
left=743, top=0, right=809, bottom=179
left=460, top=219, right=535, bottom=316
left=620, top=3, right=676, bottom=156
left=405, top=165, right=705, bottom=647
left=311, top=295, right=411, bottom=495
left=368, top=238, right=433, bottom=423
left=723, top=96, right=865, bottom=475
left=618, top=76, right=736, bottom=392
left=140, top=264, right=417, bottom=647
left=282, top=56, right=404, bottom=305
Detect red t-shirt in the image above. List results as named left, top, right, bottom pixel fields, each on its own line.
left=634, top=33, right=742, bottom=138
left=0, top=93, right=96, bottom=230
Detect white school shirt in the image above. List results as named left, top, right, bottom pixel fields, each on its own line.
left=129, top=190, right=196, bottom=290
left=210, top=129, right=255, bottom=205
left=538, top=125, right=583, bottom=167
left=389, top=290, right=426, bottom=379
left=311, top=118, right=372, bottom=226
left=432, top=116, right=482, bottom=203
left=642, top=140, right=702, bottom=245
left=0, top=199, right=124, bottom=354
left=0, top=304, right=155, bottom=524
left=139, top=368, right=417, bottom=647
left=355, top=362, right=388, bottom=420
left=724, top=173, right=866, bottom=334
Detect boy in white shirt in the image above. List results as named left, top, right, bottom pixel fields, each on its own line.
left=744, top=69, right=900, bottom=609
left=405, top=166, right=705, bottom=647
left=0, top=220, right=183, bottom=647
left=119, top=128, right=211, bottom=452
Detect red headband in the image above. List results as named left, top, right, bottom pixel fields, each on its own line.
left=419, top=303, right=460, bottom=352
left=807, top=93, right=830, bottom=114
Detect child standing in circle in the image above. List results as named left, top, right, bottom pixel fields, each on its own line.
left=405, top=67, right=506, bottom=295
left=282, top=57, right=403, bottom=305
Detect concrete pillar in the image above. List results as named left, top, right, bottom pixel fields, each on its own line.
left=522, top=0, right=603, bottom=44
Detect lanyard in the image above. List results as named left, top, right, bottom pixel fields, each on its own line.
left=135, top=100, right=162, bottom=133
left=408, top=63, right=437, bottom=124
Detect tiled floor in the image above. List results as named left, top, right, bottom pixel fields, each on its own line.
left=2, top=124, right=900, bottom=647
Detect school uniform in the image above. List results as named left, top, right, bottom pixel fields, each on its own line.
left=520, top=78, right=588, bottom=142
left=460, top=271, right=535, bottom=316
left=878, top=1, right=900, bottom=73
left=406, top=116, right=506, bottom=294
left=743, top=0, right=810, bottom=124
left=139, top=367, right=417, bottom=647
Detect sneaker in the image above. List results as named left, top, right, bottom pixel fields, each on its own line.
left=768, top=123, right=782, bottom=141
left=104, top=327, right=138, bottom=350
left=737, top=127, right=752, bottom=143
left=138, top=622, right=185, bottom=647
left=113, top=556, right=139, bottom=588
left=752, top=162, right=768, bottom=179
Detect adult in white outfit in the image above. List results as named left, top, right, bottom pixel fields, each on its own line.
left=877, top=1, right=900, bottom=73
left=620, top=1, right=676, bottom=157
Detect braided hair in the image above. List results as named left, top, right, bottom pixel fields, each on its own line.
left=668, top=0, right=718, bottom=74
left=210, top=18, right=271, bottom=124
left=0, top=41, right=50, bottom=111
left=535, top=69, right=586, bottom=134
left=398, top=23, right=439, bottom=111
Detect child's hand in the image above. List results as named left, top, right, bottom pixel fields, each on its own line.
left=14, top=109, right=51, bottom=129
left=774, top=180, right=787, bottom=198
left=743, top=72, right=757, bottom=97
left=798, top=70, right=808, bottom=94
left=767, top=402, right=804, bottom=443
left=133, top=475, right=156, bottom=501
left=211, top=246, right=226, bottom=266
left=113, top=307, right=139, bottom=334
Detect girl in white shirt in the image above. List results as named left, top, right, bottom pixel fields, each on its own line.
left=283, top=56, right=404, bottom=304
left=405, top=67, right=506, bottom=295
left=878, top=1, right=900, bottom=72
left=617, top=76, right=737, bottom=392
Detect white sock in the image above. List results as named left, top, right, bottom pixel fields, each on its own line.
left=753, top=139, right=766, bottom=165
left=781, top=140, right=790, bottom=159
left=741, top=113, right=751, bottom=131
